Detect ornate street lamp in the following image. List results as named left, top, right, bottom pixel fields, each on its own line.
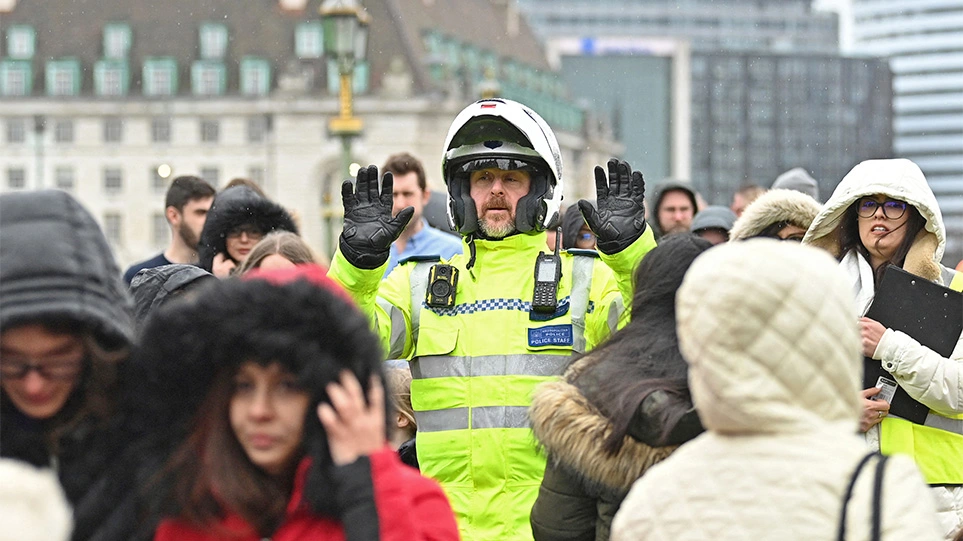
left=322, top=0, right=368, bottom=137
left=320, top=0, right=369, bottom=253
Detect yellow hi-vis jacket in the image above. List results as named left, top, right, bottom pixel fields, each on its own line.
left=329, top=229, right=656, bottom=541
left=880, top=269, right=963, bottom=486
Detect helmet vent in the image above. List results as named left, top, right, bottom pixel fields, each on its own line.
left=484, top=140, right=503, bottom=149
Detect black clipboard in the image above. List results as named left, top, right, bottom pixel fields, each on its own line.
left=863, top=265, right=963, bottom=425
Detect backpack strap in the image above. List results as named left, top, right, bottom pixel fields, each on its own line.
left=837, top=452, right=889, bottom=541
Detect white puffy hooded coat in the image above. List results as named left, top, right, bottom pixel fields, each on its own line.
left=804, top=159, right=963, bottom=537
left=611, top=240, right=941, bottom=541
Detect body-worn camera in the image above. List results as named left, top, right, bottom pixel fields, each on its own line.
left=426, top=264, right=458, bottom=308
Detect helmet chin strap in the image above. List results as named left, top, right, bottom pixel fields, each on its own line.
left=466, top=233, right=477, bottom=279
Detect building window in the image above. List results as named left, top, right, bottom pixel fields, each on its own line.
left=200, top=119, right=219, bottom=143
left=55, top=166, right=74, bottom=190
left=104, top=118, right=124, bottom=143
left=46, top=60, right=81, bottom=97
left=54, top=120, right=74, bottom=143
left=103, top=212, right=123, bottom=245
left=143, top=58, right=177, bottom=97
left=103, top=23, right=132, bottom=59
left=248, top=166, right=265, bottom=186
left=152, top=212, right=168, bottom=247
left=95, top=60, right=129, bottom=97
left=200, top=167, right=219, bottom=188
left=0, top=61, right=31, bottom=96
left=151, top=117, right=172, bottom=143
left=103, top=167, right=123, bottom=194
left=151, top=166, right=168, bottom=192
left=240, top=57, right=271, bottom=96
left=295, top=22, right=323, bottom=59
left=247, top=115, right=268, bottom=143
left=199, top=23, right=228, bottom=60
left=191, top=61, right=226, bottom=96
left=7, top=26, right=35, bottom=59
left=7, top=167, right=26, bottom=189
left=7, top=118, right=26, bottom=143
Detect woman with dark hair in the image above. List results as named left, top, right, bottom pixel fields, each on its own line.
left=0, top=190, right=137, bottom=540
left=198, top=186, right=299, bottom=278
left=131, top=265, right=458, bottom=541
left=804, top=158, right=963, bottom=538
left=528, top=234, right=712, bottom=541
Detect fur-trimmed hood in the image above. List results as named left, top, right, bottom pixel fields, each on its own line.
left=529, top=354, right=675, bottom=492
left=803, top=159, right=945, bottom=283
left=197, top=187, right=298, bottom=272
left=128, top=265, right=383, bottom=516
left=730, top=189, right=821, bottom=241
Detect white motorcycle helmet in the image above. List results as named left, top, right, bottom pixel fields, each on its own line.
left=442, top=98, right=563, bottom=236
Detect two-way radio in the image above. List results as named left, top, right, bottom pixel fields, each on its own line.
left=531, top=227, right=562, bottom=313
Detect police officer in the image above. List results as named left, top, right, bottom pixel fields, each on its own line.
left=328, top=98, right=655, bottom=540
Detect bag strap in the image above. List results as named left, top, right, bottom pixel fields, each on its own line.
left=837, top=452, right=889, bottom=541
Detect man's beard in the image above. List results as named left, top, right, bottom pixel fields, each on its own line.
left=662, top=223, right=690, bottom=235
left=477, top=208, right=516, bottom=238
left=178, top=221, right=199, bottom=250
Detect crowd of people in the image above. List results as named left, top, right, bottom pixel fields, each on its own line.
left=1, top=97, right=961, bottom=541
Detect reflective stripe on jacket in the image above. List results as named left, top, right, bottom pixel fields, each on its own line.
left=329, top=230, right=655, bottom=541
left=881, top=269, right=963, bottom=485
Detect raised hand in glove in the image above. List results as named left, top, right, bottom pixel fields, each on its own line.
left=340, top=165, right=414, bottom=269
left=577, top=158, right=647, bottom=255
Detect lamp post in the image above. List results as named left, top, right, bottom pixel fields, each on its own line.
left=321, top=0, right=369, bottom=254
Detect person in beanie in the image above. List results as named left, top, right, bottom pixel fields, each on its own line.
left=771, top=166, right=820, bottom=202
left=690, top=206, right=737, bottom=245
left=0, top=190, right=137, bottom=540
left=611, top=240, right=941, bottom=541
left=197, top=185, right=299, bottom=277
left=132, top=265, right=458, bottom=541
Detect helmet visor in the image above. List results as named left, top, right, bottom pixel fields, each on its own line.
left=454, top=157, right=542, bottom=176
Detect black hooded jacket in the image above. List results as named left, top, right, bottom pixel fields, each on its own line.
left=197, top=186, right=298, bottom=272
left=129, top=264, right=214, bottom=327
left=0, top=190, right=138, bottom=541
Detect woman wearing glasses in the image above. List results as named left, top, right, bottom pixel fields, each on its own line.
left=197, top=185, right=299, bottom=278
left=0, top=190, right=136, bottom=540
left=804, top=158, right=963, bottom=538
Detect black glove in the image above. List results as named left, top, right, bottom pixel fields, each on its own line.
left=577, top=159, right=647, bottom=255
left=339, top=165, right=414, bottom=269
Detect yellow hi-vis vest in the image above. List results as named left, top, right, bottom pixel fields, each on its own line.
left=328, top=230, right=655, bottom=541
left=880, top=269, right=963, bottom=485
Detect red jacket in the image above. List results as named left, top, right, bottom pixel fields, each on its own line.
left=154, top=448, right=459, bottom=541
